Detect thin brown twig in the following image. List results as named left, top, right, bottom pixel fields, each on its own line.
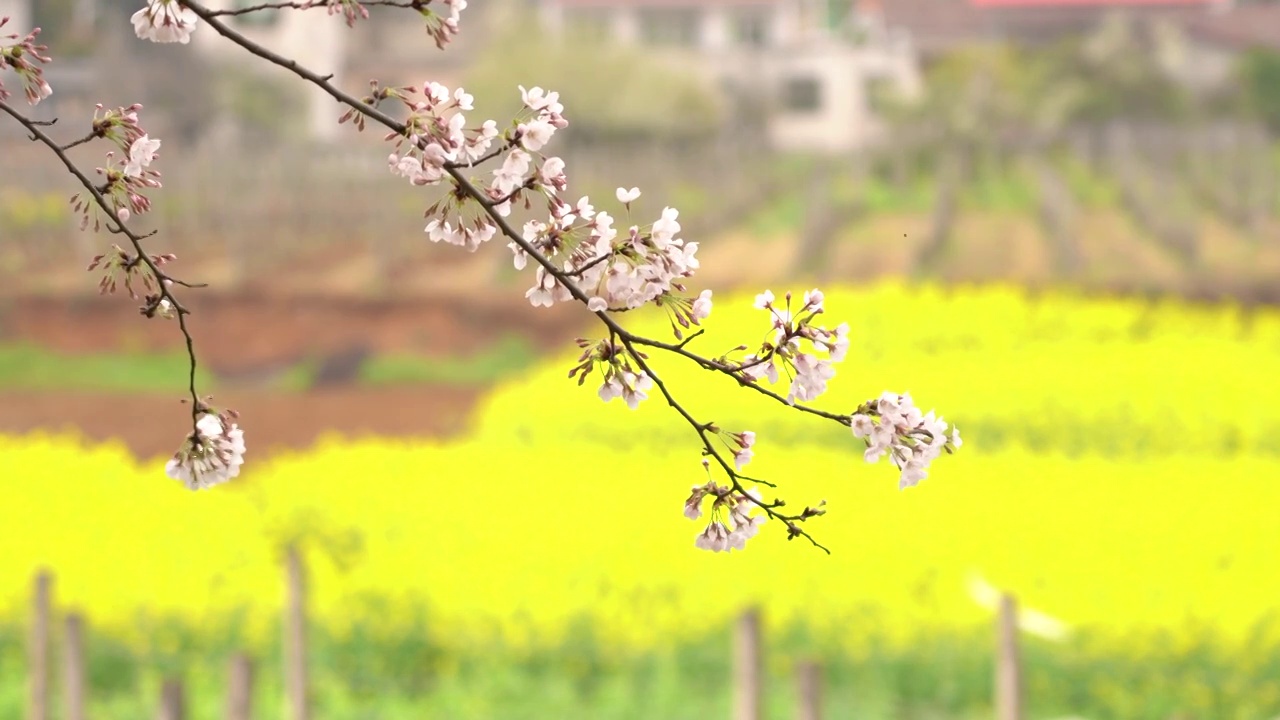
left=628, top=335, right=852, bottom=425
left=59, top=131, right=97, bottom=151
left=0, top=100, right=205, bottom=435
left=617, top=334, right=831, bottom=553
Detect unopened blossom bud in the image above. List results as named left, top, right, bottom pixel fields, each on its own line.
left=691, top=289, right=713, bottom=321
left=684, top=486, right=706, bottom=521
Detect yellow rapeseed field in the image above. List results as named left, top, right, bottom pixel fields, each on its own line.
left=3, top=283, right=1278, bottom=661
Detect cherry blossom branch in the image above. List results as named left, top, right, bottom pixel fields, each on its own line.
left=5, top=16, right=248, bottom=489
left=182, top=2, right=766, bottom=370
left=77, top=1, right=959, bottom=547
left=182, top=1, right=639, bottom=323
left=0, top=100, right=206, bottom=434
left=59, top=131, right=99, bottom=151
left=179, top=0, right=953, bottom=550
left=185, top=0, right=828, bottom=517
left=614, top=333, right=832, bottom=552
left=628, top=333, right=852, bottom=425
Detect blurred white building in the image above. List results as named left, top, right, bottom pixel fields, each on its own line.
left=533, top=0, right=924, bottom=153
left=0, top=0, right=30, bottom=36
left=0, top=0, right=28, bottom=33
left=189, top=0, right=349, bottom=141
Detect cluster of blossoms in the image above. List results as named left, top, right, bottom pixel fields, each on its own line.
left=164, top=405, right=247, bottom=490
left=502, top=92, right=707, bottom=320
left=379, top=81, right=502, bottom=249
left=131, top=0, right=199, bottom=44
left=129, top=0, right=467, bottom=49
left=566, top=339, right=654, bottom=409
left=0, top=17, right=52, bottom=105
left=380, top=81, right=710, bottom=334
left=87, top=243, right=177, bottom=304
left=715, top=428, right=756, bottom=471
left=419, top=0, right=467, bottom=49
left=684, top=475, right=768, bottom=552
left=852, top=392, right=962, bottom=489
left=520, top=192, right=706, bottom=319
left=70, top=105, right=163, bottom=229
left=293, top=0, right=470, bottom=46
left=730, top=289, right=850, bottom=405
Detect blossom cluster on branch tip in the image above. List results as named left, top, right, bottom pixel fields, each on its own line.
left=324, top=0, right=372, bottom=26
left=322, top=0, right=469, bottom=46
left=419, top=0, right=467, bottom=49
left=0, top=17, right=52, bottom=105
left=567, top=339, right=655, bottom=409
left=87, top=244, right=177, bottom=300
left=69, top=105, right=164, bottom=229
left=375, top=80, right=710, bottom=332
left=726, top=429, right=755, bottom=471
left=130, top=0, right=468, bottom=49
left=684, top=477, right=767, bottom=552
left=373, top=80, right=499, bottom=248
left=724, top=289, right=850, bottom=405
left=505, top=112, right=707, bottom=321
left=165, top=406, right=247, bottom=490
left=132, top=0, right=199, bottom=44
left=853, top=392, right=962, bottom=490
left=521, top=198, right=704, bottom=320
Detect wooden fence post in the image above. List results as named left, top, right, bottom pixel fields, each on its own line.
left=996, top=593, right=1023, bottom=720
left=227, top=653, right=254, bottom=720
left=28, top=570, right=51, bottom=720
left=285, top=546, right=309, bottom=720
left=795, top=659, right=822, bottom=720
left=733, top=607, right=763, bottom=720
left=158, top=678, right=185, bottom=720
left=64, top=612, right=87, bottom=720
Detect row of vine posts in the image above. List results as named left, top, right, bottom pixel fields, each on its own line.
left=804, top=120, right=1279, bottom=298
left=21, top=552, right=1029, bottom=720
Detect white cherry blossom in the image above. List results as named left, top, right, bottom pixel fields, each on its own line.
left=165, top=412, right=246, bottom=490
left=123, top=135, right=160, bottom=178
left=131, top=0, right=198, bottom=44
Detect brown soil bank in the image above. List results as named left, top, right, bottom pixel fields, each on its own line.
left=0, top=292, right=588, bottom=463
left=0, top=386, right=486, bottom=463
left=0, top=292, right=588, bottom=375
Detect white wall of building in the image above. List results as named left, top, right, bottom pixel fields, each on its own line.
left=191, top=0, right=347, bottom=141
left=0, top=0, right=30, bottom=35
left=536, top=0, right=922, bottom=154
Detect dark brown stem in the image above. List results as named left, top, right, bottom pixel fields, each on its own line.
left=0, top=100, right=205, bottom=435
